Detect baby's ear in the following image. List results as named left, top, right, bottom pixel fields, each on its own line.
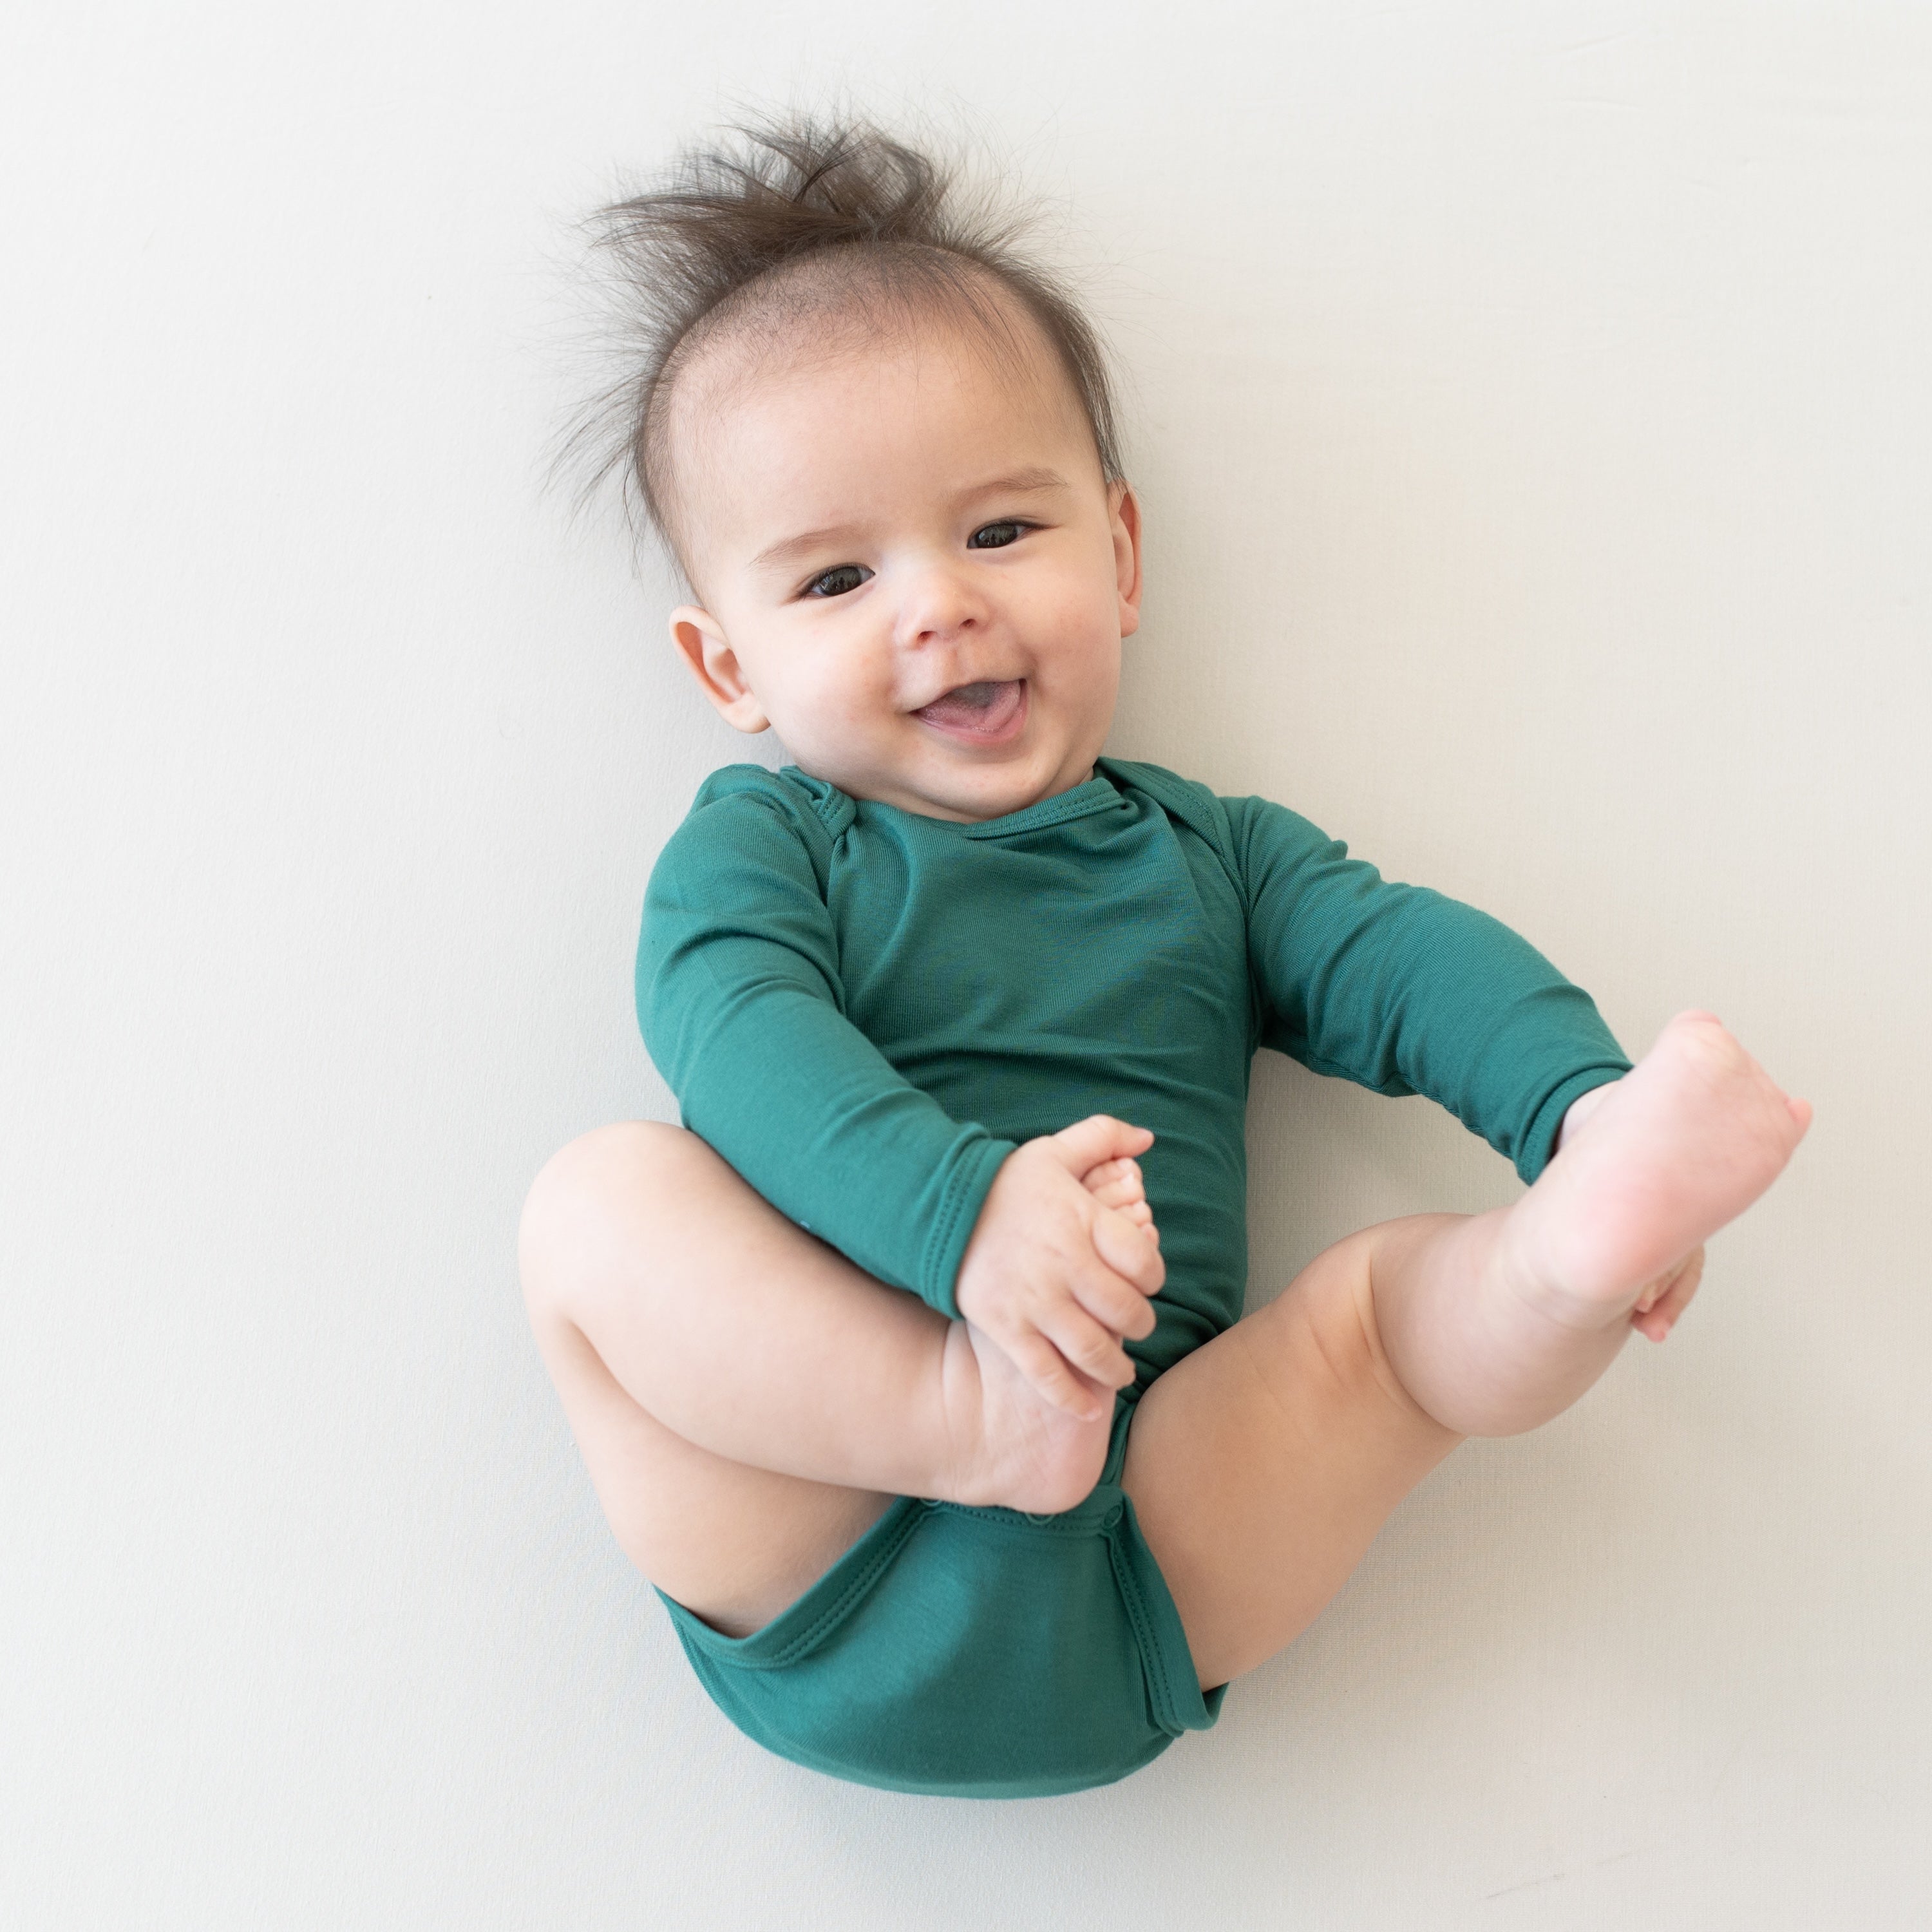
left=669, top=606, right=770, bottom=734
left=1110, top=482, right=1143, bottom=638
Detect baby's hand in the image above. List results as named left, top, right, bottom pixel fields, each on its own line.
left=953, top=1116, right=1166, bottom=1421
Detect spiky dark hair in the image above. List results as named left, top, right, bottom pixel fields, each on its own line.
left=547, top=115, right=1124, bottom=560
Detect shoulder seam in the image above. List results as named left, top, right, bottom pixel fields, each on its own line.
left=687, top=766, right=839, bottom=853
left=1097, top=758, right=1250, bottom=920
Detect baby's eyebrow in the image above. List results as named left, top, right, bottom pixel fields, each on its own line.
left=960, top=466, right=1072, bottom=502
left=748, top=469, right=1074, bottom=575
left=752, top=522, right=866, bottom=574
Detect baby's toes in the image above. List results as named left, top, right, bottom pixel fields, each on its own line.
left=1081, top=1157, right=1146, bottom=1211
left=1632, top=1248, right=1705, bottom=1341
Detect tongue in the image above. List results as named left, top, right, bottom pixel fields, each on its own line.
left=917, top=679, right=1023, bottom=733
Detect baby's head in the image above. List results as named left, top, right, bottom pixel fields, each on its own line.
left=562, top=118, right=1142, bottom=823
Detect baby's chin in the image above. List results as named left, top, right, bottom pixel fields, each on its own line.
left=775, top=744, right=1045, bottom=824
left=882, top=753, right=1097, bottom=825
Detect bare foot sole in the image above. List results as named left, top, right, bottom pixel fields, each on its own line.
left=1507, top=1010, right=1810, bottom=1329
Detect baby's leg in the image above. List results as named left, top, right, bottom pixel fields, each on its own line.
left=520, top=1120, right=1143, bottom=1636
left=1123, top=1012, right=1808, bottom=1689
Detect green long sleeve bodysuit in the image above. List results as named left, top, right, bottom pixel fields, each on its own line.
left=637, top=756, right=1631, bottom=1798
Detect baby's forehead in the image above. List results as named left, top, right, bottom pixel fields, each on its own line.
left=663, top=281, right=1094, bottom=560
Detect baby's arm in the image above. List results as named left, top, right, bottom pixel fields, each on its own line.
left=1231, top=791, right=1738, bottom=1354
left=1226, top=791, right=1633, bottom=1184
left=953, top=1117, right=1165, bottom=1422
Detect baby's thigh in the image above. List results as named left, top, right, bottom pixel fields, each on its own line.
left=1121, top=1221, right=1464, bottom=1690
left=520, top=1122, right=893, bottom=1638
left=534, top=1308, right=891, bottom=1638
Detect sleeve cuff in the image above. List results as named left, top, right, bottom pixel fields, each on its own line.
left=917, top=1137, right=1018, bottom=1319
left=1518, top=1062, right=1632, bottom=1186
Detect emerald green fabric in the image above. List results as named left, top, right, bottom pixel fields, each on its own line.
left=640, top=756, right=1631, bottom=1345
left=637, top=757, right=1631, bottom=1794
left=656, top=1392, right=1222, bottom=1797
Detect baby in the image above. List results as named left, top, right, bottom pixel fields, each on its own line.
left=520, top=118, right=1810, bottom=1798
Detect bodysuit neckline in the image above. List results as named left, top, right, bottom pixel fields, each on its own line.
left=780, top=765, right=1127, bottom=842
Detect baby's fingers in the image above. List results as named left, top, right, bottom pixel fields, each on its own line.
left=1041, top=1302, right=1140, bottom=1394
left=1009, top=1327, right=1115, bottom=1421
left=1068, top=1262, right=1158, bottom=1343
left=1046, top=1115, right=1154, bottom=1179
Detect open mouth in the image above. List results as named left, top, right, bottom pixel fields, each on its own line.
left=912, top=679, right=1027, bottom=743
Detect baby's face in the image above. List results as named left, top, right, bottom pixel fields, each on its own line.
left=666, top=315, right=1141, bottom=822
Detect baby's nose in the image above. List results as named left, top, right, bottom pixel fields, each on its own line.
left=893, top=558, right=985, bottom=647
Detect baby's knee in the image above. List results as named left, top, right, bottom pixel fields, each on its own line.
left=518, top=1119, right=697, bottom=1313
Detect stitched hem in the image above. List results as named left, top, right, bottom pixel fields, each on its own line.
left=918, top=1137, right=1015, bottom=1318
left=1520, top=1060, right=1632, bottom=1184
left=1107, top=1522, right=1177, bottom=1732
left=959, top=774, right=1123, bottom=839
left=693, top=1699, right=1179, bottom=1799
left=658, top=1496, right=928, bottom=1670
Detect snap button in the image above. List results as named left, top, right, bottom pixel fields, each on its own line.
left=1101, top=1503, right=1124, bottom=1530
left=1022, top=1511, right=1056, bottom=1525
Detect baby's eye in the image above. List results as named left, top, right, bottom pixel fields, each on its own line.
left=804, top=563, right=872, bottom=599
left=968, top=520, right=1028, bottom=550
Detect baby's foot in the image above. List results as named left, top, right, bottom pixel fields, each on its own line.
left=936, top=1317, right=1114, bottom=1515
left=1505, top=1011, right=1810, bottom=1331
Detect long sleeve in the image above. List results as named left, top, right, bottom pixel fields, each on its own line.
left=1225, top=793, right=1631, bottom=1182
left=638, top=772, right=1014, bottom=1318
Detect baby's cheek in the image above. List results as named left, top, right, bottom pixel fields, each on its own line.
left=1036, top=599, right=1121, bottom=698
left=794, top=668, right=895, bottom=755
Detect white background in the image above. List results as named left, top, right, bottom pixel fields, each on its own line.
left=5, top=3, right=1928, bottom=1925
